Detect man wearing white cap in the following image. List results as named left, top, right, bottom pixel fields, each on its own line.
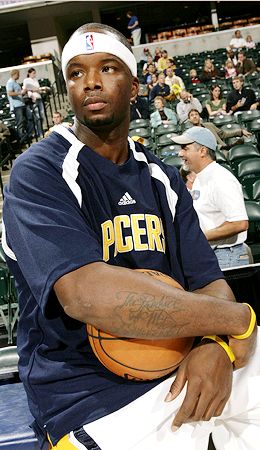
left=172, top=127, right=249, bottom=269
left=2, top=22, right=260, bottom=450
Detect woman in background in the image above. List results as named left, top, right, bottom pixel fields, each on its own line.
left=205, top=84, right=227, bottom=118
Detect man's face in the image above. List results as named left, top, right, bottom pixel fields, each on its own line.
left=232, top=78, right=243, bottom=91
left=154, top=98, right=164, bottom=110
left=66, top=50, right=138, bottom=130
left=158, top=74, right=165, bottom=84
left=188, top=111, right=201, bottom=125
left=53, top=113, right=63, bottom=125
left=179, top=142, right=202, bottom=173
left=235, top=30, right=241, bottom=38
left=238, top=53, right=245, bottom=62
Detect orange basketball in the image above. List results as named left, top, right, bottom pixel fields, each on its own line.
left=87, top=269, right=194, bottom=381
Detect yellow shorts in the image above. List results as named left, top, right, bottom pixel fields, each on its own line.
left=48, top=427, right=101, bottom=449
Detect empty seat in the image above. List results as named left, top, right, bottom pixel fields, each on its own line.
left=162, top=155, right=182, bottom=169
left=129, top=119, right=150, bottom=130
left=160, top=144, right=181, bottom=159
left=129, top=128, right=151, bottom=139
left=213, top=115, right=234, bottom=127
left=154, top=123, right=179, bottom=136
left=229, top=144, right=260, bottom=176
left=238, top=158, right=260, bottom=198
left=252, top=179, right=260, bottom=202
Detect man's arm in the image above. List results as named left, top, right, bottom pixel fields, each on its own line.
left=204, top=220, right=248, bottom=242
left=54, top=261, right=251, bottom=340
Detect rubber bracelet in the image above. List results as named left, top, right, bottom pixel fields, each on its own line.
left=201, top=335, right=235, bottom=363
left=231, top=303, right=256, bottom=340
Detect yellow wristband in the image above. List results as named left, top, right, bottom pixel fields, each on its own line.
left=231, top=303, right=256, bottom=340
left=201, top=335, right=236, bottom=363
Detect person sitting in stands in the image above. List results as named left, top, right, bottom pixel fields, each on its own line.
left=165, top=68, right=185, bottom=98
left=224, top=60, right=237, bottom=79
left=187, top=109, right=252, bottom=152
left=44, top=111, right=72, bottom=137
left=157, top=50, right=169, bottom=73
left=142, top=63, right=157, bottom=85
left=228, top=30, right=246, bottom=50
left=205, top=85, right=227, bottom=118
left=236, top=51, right=256, bottom=76
left=226, top=75, right=257, bottom=114
left=150, top=96, right=178, bottom=128
left=176, top=90, right=202, bottom=123
left=189, top=69, right=201, bottom=84
left=200, top=59, right=220, bottom=83
left=245, top=35, right=256, bottom=49
left=148, top=73, right=158, bottom=101
left=130, top=94, right=149, bottom=121
left=142, top=55, right=155, bottom=72
left=149, top=72, right=170, bottom=102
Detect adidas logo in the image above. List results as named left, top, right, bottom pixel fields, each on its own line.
left=118, top=192, right=136, bottom=206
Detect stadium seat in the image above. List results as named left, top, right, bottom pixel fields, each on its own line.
left=244, top=201, right=260, bottom=262
left=160, top=144, right=181, bottom=159
left=0, top=346, right=19, bottom=378
left=240, top=110, right=260, bottom=127
left=129, top=128, right=151, bottom=139
left=215, top=149, right=228, bottom=164
left=228, top=143, right=260, bottom=176
left=212, top=115, right=234, bottom=127
left=154, top=123, right=179, bottom=136
left=237, top=158, right=260, bottom=198
left=248, top=119, right=260, bottom=147
left=252, top=179, right=260, bottom=202
left=129, top=119, right=150, bottom=130
left=162, top=154, right=182, bottom=168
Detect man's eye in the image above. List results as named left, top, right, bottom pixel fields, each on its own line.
left=70, top=70, right=82, bottom=78
left=102, top=66, right=115, bottom=73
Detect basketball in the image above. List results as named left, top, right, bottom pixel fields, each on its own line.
left=87, top=269, right=194, bottom=381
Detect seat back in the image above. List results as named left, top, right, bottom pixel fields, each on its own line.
left=129, top=127, right=151, bottom=139
left=162, top=155, right=183, bottom=168
left=238, top=158, right=260, bottom=198
left=252, top=179, right=260, bottom=202
left=244, top=201, right=260, bottom=243
left=229, top=144, right=260, bottom=176
left=154, top=123, right=179, bottom=136
left=129, top=119, right=150, bottom=130
left=212, top=115, right=234, bottom=127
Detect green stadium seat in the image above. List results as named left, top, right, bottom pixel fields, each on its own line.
left=252, top=179, right=260, bottom=202
left=162, top=154, right=182, bottom=168
left=129, top=119, right=150, bottom=130
left=244, top=201, right=260, bottom=262
left=213, top=115, right=235, bottom=127
left=228, top=144, right=260, bottom=176
left=238, top=158, right=260, bottom=199
left=129, top=127, right=151, bottom=139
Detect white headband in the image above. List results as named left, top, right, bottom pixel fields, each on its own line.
left=61, top=31, right=137, bottom=78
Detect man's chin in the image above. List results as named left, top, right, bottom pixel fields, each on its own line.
left=81, top=115, right=114, bottom=129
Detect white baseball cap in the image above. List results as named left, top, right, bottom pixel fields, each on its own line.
left=171, top=127, right=217, bottom=151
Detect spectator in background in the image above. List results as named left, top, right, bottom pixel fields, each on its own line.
left=139, top=47, right=152, bottom=67
left=172, top=127, right=249, bottom=269
left=157, top=50, right=169, bottom=73
left=148, top=73, right=158, bottom=100
left=149, top=72, right=170, bottom=102
left=224, top=60, right=237, bottom=79
left=200, top=58, right=220, bottom=83
left=142, top=54, right=155, bottom=72
left=23, top=68, right=45, bottom=138
left=153, top=47, right=162, bottom=63
left=150, top=96, right=178, bottom=128
left=179, top=166, right=196, bottom=192
left=142, top=63, right=157, bottom=85
left=189, top=68, right=201, bottom=84
left=187, top=109, right=251, bottom=152
left=130, top=93, right=149, bottom=121
left=126, top=11, right=141, bottom=46
left=205, top=85, right=227, bottom=118
left=176, top=90, right=202, bottom=123
left=226, top=48, right=238, bottom=66
left=226, top=75, right=256, bottom=114
left=228, top=30, right=246, bottom=50
left=245, top=35, right=256, bottom=49
left=236, top=51, right=256, bottom=76
left=44, top=111, right=72, bottom=137
left=6, top=69, right=33, bottom=144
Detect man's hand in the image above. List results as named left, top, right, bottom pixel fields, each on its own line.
left=242, top=129, right=252, bottom=138
left=229, top=324, right=257, bottom=369
left=165, top=342, right=233, bottom=429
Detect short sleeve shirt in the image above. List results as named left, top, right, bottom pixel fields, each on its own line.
left=3, top=126, right=223, bottom=446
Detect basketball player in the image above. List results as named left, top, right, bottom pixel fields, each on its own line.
left=2, top=23, right=260, bottom=450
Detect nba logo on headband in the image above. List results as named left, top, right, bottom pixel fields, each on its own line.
left=86, top=33, right=94, bottom=51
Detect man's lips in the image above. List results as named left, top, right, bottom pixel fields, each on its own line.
left=83, top=96, right=107, bottom=111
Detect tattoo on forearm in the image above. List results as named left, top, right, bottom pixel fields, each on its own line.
left=111, top=291, right=189, bottom=338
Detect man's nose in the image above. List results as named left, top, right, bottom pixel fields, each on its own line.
left=179, top=149, right=185, bottom=157
left=84, top=70, right=102, bottom=91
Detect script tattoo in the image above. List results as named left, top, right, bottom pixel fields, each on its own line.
left=111, top=290, right=189, bottom=338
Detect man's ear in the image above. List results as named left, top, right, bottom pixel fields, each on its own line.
left=130, top=77, right=140, bottom=100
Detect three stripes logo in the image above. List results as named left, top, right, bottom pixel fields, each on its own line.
left=118, top=192, right=136, bottom=205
